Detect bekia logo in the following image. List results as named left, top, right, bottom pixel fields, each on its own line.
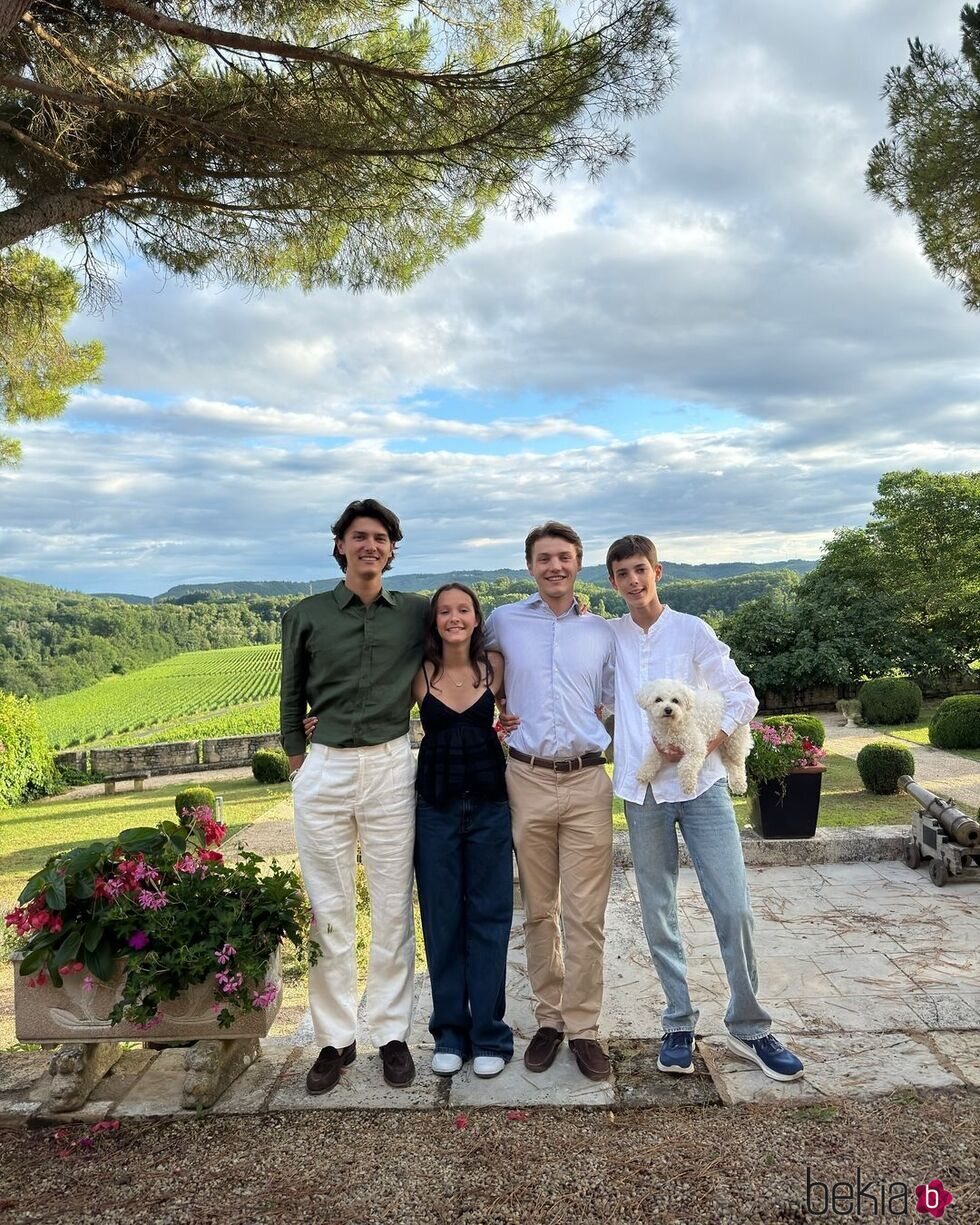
left=915, top=1179, right=953, bottom=1219
left=805, top=1168, right=954, bottom=1217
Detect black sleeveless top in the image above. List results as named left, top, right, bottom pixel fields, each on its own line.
left=415, top=668, right=508, bottom=807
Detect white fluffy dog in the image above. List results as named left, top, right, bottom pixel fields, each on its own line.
left=635, top=679, right=751, bottom=796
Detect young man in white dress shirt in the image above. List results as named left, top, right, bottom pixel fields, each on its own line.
left=606, top=534, right=804, bottom=1082
left=485, top=522, right=616, bottom=1081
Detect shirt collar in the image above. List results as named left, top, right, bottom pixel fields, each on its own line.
left=527, top=591, right=581, bottom=616
left=334, top=580, right=396, bottom=608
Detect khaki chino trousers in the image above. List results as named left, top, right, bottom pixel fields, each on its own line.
left=506, top=758, right=613, bottom=1040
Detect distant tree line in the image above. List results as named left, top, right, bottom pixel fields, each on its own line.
left=0, top=569, right=799, bottom=699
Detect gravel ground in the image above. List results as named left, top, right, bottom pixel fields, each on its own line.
left=1, top=1090, right=977, bottom=1224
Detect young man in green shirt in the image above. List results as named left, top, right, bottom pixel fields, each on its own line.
left=280, top=498, right=428, bottom=1094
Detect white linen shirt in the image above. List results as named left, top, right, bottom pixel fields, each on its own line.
left=485, top=594, right=615, bottom=758
left=610, top=606, right=758, bottom=805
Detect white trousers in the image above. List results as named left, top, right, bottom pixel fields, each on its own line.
left=291, top=736, right=416, bottom=1049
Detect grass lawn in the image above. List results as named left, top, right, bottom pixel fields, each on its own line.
left=871, top=699, right=980, bottom=762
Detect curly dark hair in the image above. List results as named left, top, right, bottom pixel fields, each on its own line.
left=423, top=583, right=495, bottom=689
left=330, top=499, right=403, bottom=573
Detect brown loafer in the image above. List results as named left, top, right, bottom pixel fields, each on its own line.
left=379, top=1040, right=416, bottom=1088
left=306, top=1042, right=356, bottom=1094
left=523, top=1026, right=565, bottom=1073
left=568, top=1038, right=611, bottom=1081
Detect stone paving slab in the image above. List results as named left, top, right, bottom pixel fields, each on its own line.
left=930, top=1032, right=980, bottom=1088
left=701, top=1032, right=964, bottom=1105
left=264, top=1044, right=446, bottom=1111
left=448, top=1045, right=614, bottom=1108
left=111, top=1048, right=186, bottom=1118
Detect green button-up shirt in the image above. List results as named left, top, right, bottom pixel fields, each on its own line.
left=279, top=582, right=428, bottom=754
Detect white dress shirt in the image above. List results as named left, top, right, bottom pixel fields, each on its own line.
left=485, top=594, right=615, bottom=759
left=610, top=606, right=759, bottom=804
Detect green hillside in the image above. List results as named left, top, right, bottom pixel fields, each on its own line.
left=38, top=644, right=280, bottom=748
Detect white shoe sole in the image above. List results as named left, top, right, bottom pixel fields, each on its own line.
left=656, top=1058, right=694, bottom=1075
left=431, top=1056, right=463, bottom=1077
left=726, top=1035, right=804, bottom=1082
left=473, top=1059, right=506, bottom=1078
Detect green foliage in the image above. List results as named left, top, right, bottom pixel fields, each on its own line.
left=6, top=813, right=317, bottom=1027
left=867, top=6, right=980, bottom=310
left=0, top=250, right=103, bottom=465
left=37, top=645, right=280, bottom=747
left=928, top=695, right=980, bottom=749
left=0, top=691, right=55, bottom=806
left=174, top=785, right=217, bottom=822
left=762, top=714, right=826, bottom=748
left=251, top=748, right=290, bottom=784
left=858, top=678, right=923, bottom=726
left=0, top=2, right=676, bottom=295
left=856, top=742, right=916, bottom=795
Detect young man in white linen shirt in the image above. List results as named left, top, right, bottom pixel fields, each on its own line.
left=606, top=534, right=804, bottom=1083
left=485, top=522, right=616, bottom=1082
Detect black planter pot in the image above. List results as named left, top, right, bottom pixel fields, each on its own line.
left=748, top=767, right=825, bottom=839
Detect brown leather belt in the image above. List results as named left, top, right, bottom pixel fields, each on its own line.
left=508, top=748, right=606, bottom=773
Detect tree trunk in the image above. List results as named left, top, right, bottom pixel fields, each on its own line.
left=0, top=0, right=29, bottom=42
left=0, top=189, right=107, bottom=248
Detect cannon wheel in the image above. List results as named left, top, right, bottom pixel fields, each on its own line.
left=929, top=857, right=948, bottom=888
left=904, top=841, right=922, bottom=870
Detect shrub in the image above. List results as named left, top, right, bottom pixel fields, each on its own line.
left=0, top=691, right=56, bottom=807
left=174, top=784, right=216, bottom=821
left=762, top=714, right=826, bottom=748
left=928, top=695, right=980, bottom=749
left=857, top=678, right=922, bottom=725
left=252, top=747, right=290, bottom=784
left=856, top=742, right=915, bottom=795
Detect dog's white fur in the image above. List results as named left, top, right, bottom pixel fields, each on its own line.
left=635, top=679, right=751, bottom=796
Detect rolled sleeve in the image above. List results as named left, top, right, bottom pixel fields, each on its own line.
left=279, top=610, right=309, bottom=756
left=693, top=621, right=758, bottom=730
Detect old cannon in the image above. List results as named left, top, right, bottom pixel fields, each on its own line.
left=899, top=775, right=980, bottom=888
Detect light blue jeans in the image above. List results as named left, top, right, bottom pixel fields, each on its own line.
left=624, top=779, right=771, bottom=1040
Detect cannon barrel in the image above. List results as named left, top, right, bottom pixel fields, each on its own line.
left=899, top=775, right=980, bottom=848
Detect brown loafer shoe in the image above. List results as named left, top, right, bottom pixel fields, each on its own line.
left=380, top=1040, right=416, bottom=1087
left=306, top=1042, right=356, bottom=1094
left=523, top=1027, right=565, bottom=1073
left=569, top=1038, right=611, bottom=1082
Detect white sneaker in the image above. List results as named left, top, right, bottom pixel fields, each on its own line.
left=473, top=1056, right=505, bottom=1078
left=431, top=1052, right=463, bottom=1076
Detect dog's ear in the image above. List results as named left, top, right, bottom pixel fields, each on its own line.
left=636, top=682, right=659, bottom=710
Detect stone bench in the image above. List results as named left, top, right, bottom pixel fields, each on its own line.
left=103, top=771, right=151, bottom=795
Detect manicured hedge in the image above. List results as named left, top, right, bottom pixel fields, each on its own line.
left=252, top=747, right=290, bottom=784
left=858, top=678, right=922, bottom=725
left=174, top=784, right=217, bottom=820
left=928, top=695, right=980, bottom=750
left=856, top=742, right=916, bottom=795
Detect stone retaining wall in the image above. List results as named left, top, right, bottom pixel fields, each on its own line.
left=54, top=750, right=86, bottom=773
left=90, top=741, right=199, bottom=777
left=202, top=733, right=280, bottom=766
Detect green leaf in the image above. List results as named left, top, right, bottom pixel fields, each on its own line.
left=83, top=922, right=103, bottom=952
left=18, top=947, right=47, bottom=976
left=116, top=827, right=164, bottom=854
left=53, top=929, right=83, bottom=968
left=84, top=940, right=116, bottom=983
left=17, top=870, right=48, bottom=905
left=45, top=876, right=67, bottom=910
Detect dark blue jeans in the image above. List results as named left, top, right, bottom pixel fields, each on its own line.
left=414, top=793, right=515, bottom=1060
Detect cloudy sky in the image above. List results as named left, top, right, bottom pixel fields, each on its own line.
left=2, top=0, right=978, bottom=597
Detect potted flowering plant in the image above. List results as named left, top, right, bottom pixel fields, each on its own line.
left=6, top=806, right=318, bottom=1041
left=745, top=721, right=828, bottom=839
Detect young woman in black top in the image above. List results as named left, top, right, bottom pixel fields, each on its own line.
left=411, top=583, right=514, bottom=1078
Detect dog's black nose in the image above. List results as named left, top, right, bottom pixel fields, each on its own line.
left=663, top=706, right=673, bottom=716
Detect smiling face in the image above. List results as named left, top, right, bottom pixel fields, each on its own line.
left=435, top=587, right=479, bottom=648
left=335, top=516, right=394, bottom=581
left=528, top=534, right=582, bottom=604
left=609, top=552, right=663, bottom=609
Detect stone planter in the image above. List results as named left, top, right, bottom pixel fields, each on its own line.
left=747, top=765, right=826, bottom=840
left=12, top=950, right=282, bottom=1043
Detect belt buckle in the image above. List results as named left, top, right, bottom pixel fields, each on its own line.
left=552, top=759, right=563, bottom=772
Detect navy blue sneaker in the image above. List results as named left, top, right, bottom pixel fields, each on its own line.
left=657, top=1031, right=695, bottom=1075
left=726, top=1033, right=804, bottom=1082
